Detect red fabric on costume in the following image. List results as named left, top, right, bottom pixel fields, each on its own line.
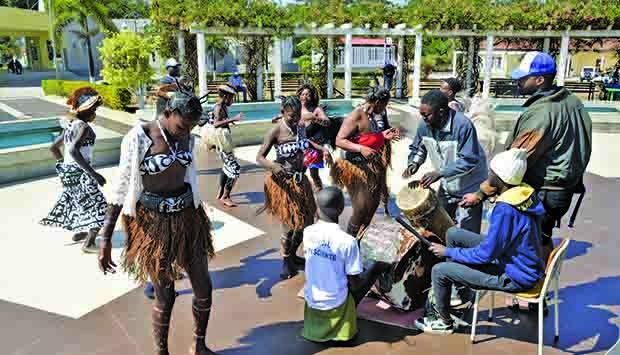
left=352, top=132, right=385, bottom=151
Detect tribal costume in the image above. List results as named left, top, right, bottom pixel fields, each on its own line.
left=330, top=113, right=389, bottom=237
left=208, top=102, right=241, bottom=199
left=40, top=120, right=107, bottom=232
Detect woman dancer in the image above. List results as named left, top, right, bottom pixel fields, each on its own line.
left=331, top=87, right=399, bottom=237
left=40, top=87, right=107, bottom=253
left=256, top=96, right=318, bottom=279
left=98, top=84, right=217, bottom=355
left=297, top=84, right=331, bottom=191
left=209, top=84, right=243, bottom=207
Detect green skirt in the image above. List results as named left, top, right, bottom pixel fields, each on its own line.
left=302, top=293, right=358, bottom=342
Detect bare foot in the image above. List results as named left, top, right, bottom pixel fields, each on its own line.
left=219, top=198, right=237, bottom=208
left=72, top=232, right=88, bottom=242
left=190, top=342, right=217, bottom=355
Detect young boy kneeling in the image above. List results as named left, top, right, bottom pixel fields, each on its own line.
left=302, top=186, right=389, bottom=342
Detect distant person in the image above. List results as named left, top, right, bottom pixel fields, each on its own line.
left=613, top=68, right=620, bottom=84
left=14, top=59, right=22, bottom=75
left=7, top=58, right=15, bottom=74
left=383, top=61, right=396, bottom=91
left=228, top=70, right=247, bottom=102
left=439, top=78, right=465, bottom=112
left=155, top=58, right=182, bottom=118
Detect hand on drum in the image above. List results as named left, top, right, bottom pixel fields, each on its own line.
left=420, top=171, right=442, bottom=188
left=402, top=163, right=419, bottom=179
left=460, top=193, right=482, bottom=207
left=429, top=243, right=447, bottom=258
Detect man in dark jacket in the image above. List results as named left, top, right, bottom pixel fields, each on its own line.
left=416, top=148, right=546, bottom=335
left=462, top=51, right=592, bottom=262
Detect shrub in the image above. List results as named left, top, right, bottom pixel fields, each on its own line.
left=41, top=80, right=132, bottom=110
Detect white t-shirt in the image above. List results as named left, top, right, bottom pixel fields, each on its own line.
left=303, top=221, right=363, bottom=310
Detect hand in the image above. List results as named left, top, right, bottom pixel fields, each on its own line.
left=98, top=239, right=117, bottom=275
left=429, top=243, right=447, bottom=258
left=233, top=113, right=244, bottom=122
left=460, top=193, right=482, bottom=207
left=420, top=171, right=442, bottom=188
left=323, top=151, right=334, bottom=167
left=271, top=115, right=283, bottom=124
left=402, top=163, right=419, bottom=179
left=359, top=146, right=377, bottom=158
left=270, top=162, right=285, bottom=175
left=383, top=127, right=401, bottom=141
left=94, top=172, right=107, bottom=186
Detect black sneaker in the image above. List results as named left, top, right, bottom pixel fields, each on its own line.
left=415, top=315, right=454, bottom=335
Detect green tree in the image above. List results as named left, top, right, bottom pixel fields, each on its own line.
left=53, top=0, right=118, bottom=82
left=99, top=31, right=159, bottom=109
left=0, top=37, right=20, bottom=60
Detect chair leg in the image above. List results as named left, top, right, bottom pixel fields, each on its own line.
left=538, top=299, right=544, bottom=355
left=488, top=291, right=494, bottom=321
left=554, top=277, right=560, bottom=343
left=470, top=291, right=480, bottom=343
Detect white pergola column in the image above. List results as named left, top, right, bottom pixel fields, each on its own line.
left=483, top=34, right=494, bottom=99
left=197, top=33, right=208, bottom=97
left=327, top=36, right=334, bottom=99
left=343, top=24, right=353, bottom=100
left=38, top=0, right=45, bottom=12
left=272, top=37, right=282, bottom=102
left=410, top=32, right=423, bottom=105
left=256, top=56, right=264, bottom=101
left=557, top=31, right=570, bottom=87
left=396, top=37, right=405, bottom=98
left=177, top=31, right=186, bottom=64
left=465, top=37, right=475, bottom=97
left=543, top=37, right=551, bottom=53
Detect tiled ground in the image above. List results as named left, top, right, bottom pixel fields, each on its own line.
left=1, top=111, right=619, bottom=354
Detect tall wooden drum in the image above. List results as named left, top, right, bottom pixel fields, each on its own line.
left=396, top=181, right=455, bottom=242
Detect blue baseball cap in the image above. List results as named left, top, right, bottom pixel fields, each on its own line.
left=511, top=52, right=556, bottom=80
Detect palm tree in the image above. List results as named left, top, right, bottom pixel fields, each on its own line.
left=53, top=0, right=118, bottom=82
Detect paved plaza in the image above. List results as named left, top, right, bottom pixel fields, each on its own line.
left=1, top=91, right=619, bottom=354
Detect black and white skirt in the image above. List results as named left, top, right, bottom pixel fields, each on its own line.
left=40, top=162, right=107, bottom=233
left=219, top=151, right=241, bottom=179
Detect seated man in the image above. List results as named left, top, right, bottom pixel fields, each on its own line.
left=302, top=186, right=388, bottom=342
left=228, top=71, right=247, bottom=102
left=416, top=148, right=546, bottom=334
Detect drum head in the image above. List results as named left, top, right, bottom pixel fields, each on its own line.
left=396, top=182, right=437, bottom=220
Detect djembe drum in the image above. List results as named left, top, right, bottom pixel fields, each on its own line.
left=358, top=182, right=454, bottom=311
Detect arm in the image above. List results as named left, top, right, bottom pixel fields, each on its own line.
left=50, top=133, right=64, bottom=160
left=212, top=105, right=241, bottom=128
left=313, top=107, right=331, bottom=126
left=256, top=126, right=283, bottom=173
left=439, top=123, right=483, bottom=178
left=445, top=204, right=513, bottom=265
left=66, top=121, right=101, bottom=181
left=407, top=124, right=427, bottom=166
left=156, top=83, right=177, bottom=98
left=343, top=238, right=364, bottom=290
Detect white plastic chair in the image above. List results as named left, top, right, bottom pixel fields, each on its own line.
left=470, top=237, right=571, bottom=355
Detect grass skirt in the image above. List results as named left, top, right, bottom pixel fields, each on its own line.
left=258, top=172, right=316, bottom=231
left=121, top=203, right=214, bottom=284
left=330, top=146, right=388, bottom=200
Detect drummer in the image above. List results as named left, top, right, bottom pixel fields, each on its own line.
left=416, top=149, right=545, bottom=334
left=301, top=186, right=389, bottom=343
left=403, top=90, right=487, bottom=234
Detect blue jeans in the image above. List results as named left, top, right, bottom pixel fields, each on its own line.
left=384, top=76, right=394, bottom=91
left=432, top=227, right=523, bottom=319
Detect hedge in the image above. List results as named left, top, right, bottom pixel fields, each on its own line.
left=41, top=80, right=132, bottom=111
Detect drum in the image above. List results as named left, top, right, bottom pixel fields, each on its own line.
left=396, top=181, right=455, bottom=242
left=359, top=219, right=443, bottom=311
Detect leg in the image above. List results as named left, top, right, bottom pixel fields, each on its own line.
left=152, top=277, right=176, bottom=355
left=72, top=232, right=88, bottom=242
left=346, top=189, right=380, bottom=237
left=216, top=171, right=227, bottom=200
left=290, top=229, right=306, bottom=270
left=446, top=226, right=485, bottom=249
left=280, top=225, right=298, bottom=279
left=309, top=168, right=323, bottom=191
left=538, top=190, right=573, bottom=262
left=81, top=228, right=99, bottom=253
left=186, top=256, right=216, bottom=355
left=431, top=261, right=520, bottom=321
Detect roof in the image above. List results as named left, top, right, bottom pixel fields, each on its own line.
left=0, top=6, right=49, bottom=33
left=338, top=37, right=391, bottom=46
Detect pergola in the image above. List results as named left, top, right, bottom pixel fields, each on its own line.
left=190, top=23, right=620, bottom=103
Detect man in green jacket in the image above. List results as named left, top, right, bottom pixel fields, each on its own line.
left=462, top=51, right=592, bottom=263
